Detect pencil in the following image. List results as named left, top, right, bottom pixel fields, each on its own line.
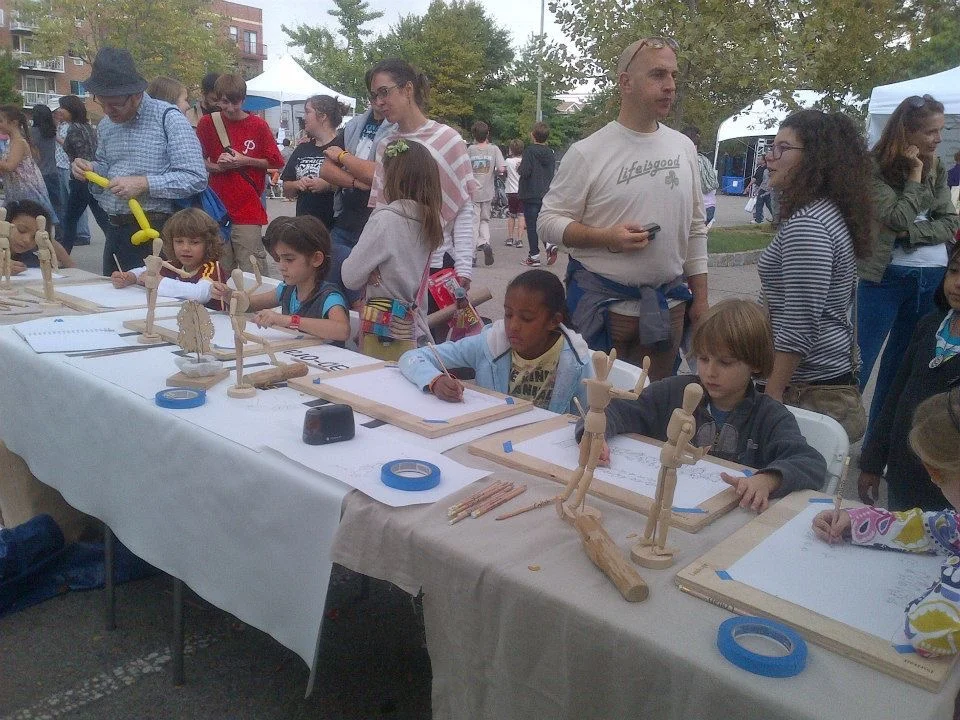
left=472, top=485, right=527, bottom=518
left=216, top=261, right=226, bottom=311
left=447, top=480, right=509, bottom=517
left=495, top=496, right=556, bottom=521
left=831, top=456, right=852, bottom=540
left=113, top=253, right=123, bottom=274
left=428, top=342, right=463, bottom=401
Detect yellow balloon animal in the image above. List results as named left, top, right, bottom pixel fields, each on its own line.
left=84, top=171, right=161, bottom=246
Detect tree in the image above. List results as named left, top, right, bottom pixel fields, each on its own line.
left=370, top=0, right=514, bottom=127
left=17, top=0, right=237, bottom=90
left=0, top=51, right=24, bottom=106
left=283, top=0, right=383, bottom=102
left=888, top=0, right=960, bottom=82
left=549, top=0, right=912, bottom=143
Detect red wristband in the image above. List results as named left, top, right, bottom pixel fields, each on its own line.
left=289, top=314, right=301, bottom=330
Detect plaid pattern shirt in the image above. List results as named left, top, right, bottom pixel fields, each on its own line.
left=91, top=94, right=207, bottom=215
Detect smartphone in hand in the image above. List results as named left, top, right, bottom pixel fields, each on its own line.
left=641, top=222, right=661, bottom=240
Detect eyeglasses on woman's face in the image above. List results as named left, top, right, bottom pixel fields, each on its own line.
left=368, top=84, right=399, bottom=103
left=765, top=142, right=804, bottom=160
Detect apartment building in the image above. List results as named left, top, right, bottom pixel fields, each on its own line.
left=0, top=0, right=266, bottom=112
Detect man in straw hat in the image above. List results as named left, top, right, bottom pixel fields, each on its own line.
left=71, top=47, right=206, bottom=275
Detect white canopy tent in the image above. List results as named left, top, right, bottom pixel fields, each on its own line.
left=245, top=55, right=356, bottom=109
left=866, top=66, right=960, bottom=163
left=713, top=90, right=825, bottom=165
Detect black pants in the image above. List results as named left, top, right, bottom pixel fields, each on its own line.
left=62, top=178, right=109, bottom=253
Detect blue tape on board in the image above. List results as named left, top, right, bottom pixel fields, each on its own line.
left=893, top=643, right=916, bottom=654
left=741, top=469, right=753, bottom=477
left=503, top=441, right=514, bottom=453
left=717, top=616, right=807, bottom=678
left=155, top=388, right=205, bottom=409
left=380, top=459, right=442, bottom=492
left=424, top=419, right=449, bottom=424
left=716, top=570, right=732, bottom=580
left=672, top=506, right=707, bottom=514
left=808, top=497, right=835, bottom=504
left=505, top=397, right=515, bottom=405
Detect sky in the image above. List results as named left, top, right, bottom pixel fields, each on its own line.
left=239, top=0, right=565, bottom=69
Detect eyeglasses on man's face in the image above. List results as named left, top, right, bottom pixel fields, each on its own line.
left=368, top=84, right=399, bottom=103
left=765, top=142, right=804, bottom=160
left=94, top=94, right=133, bottom=111
left=623, top=37, right=680, bottom=73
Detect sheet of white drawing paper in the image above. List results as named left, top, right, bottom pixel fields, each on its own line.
left=9, top=267, right=64, bottom=282
left=315, top=365, right=511, bottom=422
left=55, top=283, right=180, bottom=308
left=727, top=503, right=943, bottom=641
left=370, top=406, right=559, bottom=454
left=228, top=271, right=279, bottom=290
left=264, top=428, right=491, bottom=507
left=13, top=314, right=130, bottom=352
left=513, top=425, right=738, bottom=509
left=151, top=312, right=305, bottom=349
left=63, top=341, right=381, bottom=451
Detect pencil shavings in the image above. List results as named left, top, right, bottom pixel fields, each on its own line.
left=528, top=564, right=541, bottom=572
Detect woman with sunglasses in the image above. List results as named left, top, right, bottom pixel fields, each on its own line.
left=858, top=94, right=959, bottom=432
left=756, top=110, right=873, bottom=438
left=360, top=58, right=478, bottom=300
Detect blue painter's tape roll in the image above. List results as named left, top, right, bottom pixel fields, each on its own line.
left=717, top=616, right=807, bottom=678
left=155, top=388, right=205, bottom=409
left=381, top=460, right=442, bottom=492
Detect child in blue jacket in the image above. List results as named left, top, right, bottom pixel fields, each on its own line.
left=399, top=270, right=593, bottom=414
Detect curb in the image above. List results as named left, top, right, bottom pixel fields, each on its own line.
left=708, top=249, right=764, bottom=267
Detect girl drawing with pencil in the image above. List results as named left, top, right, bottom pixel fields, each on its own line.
left=398, top=270, right=593, bottom=413
left=813, top=387, right=960, bottom=657
left=111, top=208, right=226, bottom=310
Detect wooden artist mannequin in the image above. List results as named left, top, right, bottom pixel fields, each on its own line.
left=138, top=238, right=195, bottom=344
left=550, top=350, right=650, bottom=602
left=0, top=207, right=13, bottom=293
left=631, top=382, right=707, bottom=569
left=559, top=351, right=650, bottom=516
left=226, top=261, right=265, bottom=398
left=34, top=216, right=60, bottom=307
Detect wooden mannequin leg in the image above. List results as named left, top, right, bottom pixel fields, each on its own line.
left=572, top=434, right=606, bottom=509
left=560, top=434, right=593, bottom=501
left=641, top=466, right=668, bottom=544
left=654, top=469, right=678, bottom=552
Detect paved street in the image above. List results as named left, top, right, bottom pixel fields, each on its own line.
left=1, top=192, right=873, bottom=719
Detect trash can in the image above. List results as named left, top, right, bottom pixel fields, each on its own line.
left=722, top=176, right=744, bottom=195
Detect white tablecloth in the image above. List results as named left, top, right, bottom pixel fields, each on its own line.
left=0, top=320, right=349, bottom=673
left=331, top=450, right=960, bottom=720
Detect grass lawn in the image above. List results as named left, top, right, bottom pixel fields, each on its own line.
left=708, top=224, right=775, bottom=253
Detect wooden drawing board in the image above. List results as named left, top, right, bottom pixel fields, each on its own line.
left=289, top=363, right=532, bottom=439
left=467, top=414, right=744, bottom=533
left=25, top=280, right=183, bottom=313
left=675, top=490, right=958, bottom=691
left=123, top=313, right=317, bottom=360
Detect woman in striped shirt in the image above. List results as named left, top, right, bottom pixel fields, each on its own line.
left=757, top=111, right=873, bottom=414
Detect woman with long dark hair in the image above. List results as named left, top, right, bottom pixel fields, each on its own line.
left=757, top=110, right=873, bottom=439
left=57, top=95, right=108, bottom=252
left=363, top=59, right=477, bottom=298
left=29, top=104, right=63, bottom=222
left=858, top=95, right=959, bottom=429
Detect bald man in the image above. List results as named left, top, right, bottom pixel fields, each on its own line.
left=538, top=38, right=708, bottom=379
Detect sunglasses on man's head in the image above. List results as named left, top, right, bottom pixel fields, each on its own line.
left=623, top=37, right=680, bottom=73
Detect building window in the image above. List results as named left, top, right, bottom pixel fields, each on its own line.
left=0, top=10, right=5, bottom=25
left=243, top=30, right=257, bottom=55
left=13, top=35, right=32, bottom=53
left=229, top=26, right=238, bottom=43
left=22, top=75, right=53, bottom=94
left=70, top=80, right=89, bottom=97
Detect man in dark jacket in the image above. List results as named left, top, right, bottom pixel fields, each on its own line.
left=518, top=121, right=556, bottom=266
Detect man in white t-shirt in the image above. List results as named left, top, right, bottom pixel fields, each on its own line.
left=538, top=37, right=708, bottom=379
left=468, top=120, right=505, bottom=266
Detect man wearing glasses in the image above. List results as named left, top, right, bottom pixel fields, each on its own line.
left=539, top=37, right=708, bottom=380
left=70, top=47, right=206, bottom=275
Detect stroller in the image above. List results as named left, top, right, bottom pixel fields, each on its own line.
left=491, top=175, right=508, bottom=219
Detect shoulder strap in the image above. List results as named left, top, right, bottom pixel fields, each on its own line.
left=298, top=282, right=340, bottom=318
left=211, top=112, right=233, bottom=151
left=160, top=106, right=178, bottom=143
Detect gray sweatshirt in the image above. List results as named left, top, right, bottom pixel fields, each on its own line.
left=341, top=199, right=433, bottom=340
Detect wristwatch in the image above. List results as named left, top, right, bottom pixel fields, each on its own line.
left=289, top=314, right=302, bottom=330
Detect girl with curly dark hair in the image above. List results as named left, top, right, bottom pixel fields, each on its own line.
left=858, top=95, right=959, bottom=435
left=756, top=110, right=873, bottom=439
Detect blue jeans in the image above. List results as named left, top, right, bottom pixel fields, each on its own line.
left=330, top=224, right=361, bottom=249
left=58, top=167, right=91, bottom=247
left=753, top=191, right=772, bottom=223
left=523, top=200, right=543, bottom=257
left=857, top=263, right=947, bottom=422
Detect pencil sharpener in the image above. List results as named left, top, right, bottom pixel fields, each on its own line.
left=303, top=404, right=355, bottom=445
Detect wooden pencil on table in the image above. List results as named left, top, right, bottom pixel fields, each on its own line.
left=472, top=485, right=527, bottom=518
left=449, top=483, right=515, bottom=524
left=496, top=496, right=556, bottom=521
left=448, top=480, right=508, bottom=517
